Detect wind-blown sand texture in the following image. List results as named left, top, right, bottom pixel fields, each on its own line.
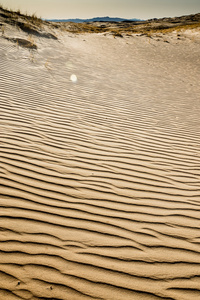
left=1, top=8, right=200, bottom=300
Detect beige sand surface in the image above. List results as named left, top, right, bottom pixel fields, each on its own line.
left=0, top=13, right=200, bottom=300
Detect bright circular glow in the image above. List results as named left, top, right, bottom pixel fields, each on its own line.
left=70, top=74, right=77, bottom=83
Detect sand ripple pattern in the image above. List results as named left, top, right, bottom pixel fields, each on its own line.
left=1, top=33, right=200, bottom=300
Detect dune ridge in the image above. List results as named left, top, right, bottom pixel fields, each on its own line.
left=1, top=8, right=200, bottom=300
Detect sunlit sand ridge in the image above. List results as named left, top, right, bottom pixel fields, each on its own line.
left=0, top=8, right=200, bottom=300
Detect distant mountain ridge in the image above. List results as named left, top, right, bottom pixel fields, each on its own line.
left=47, top=16, right=142, bottom=23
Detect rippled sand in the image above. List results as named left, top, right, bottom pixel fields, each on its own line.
left=0, top=20, right=200, bottom=300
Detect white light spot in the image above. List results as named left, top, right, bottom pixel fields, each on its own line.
left=70, top=74, right=77, bottom=83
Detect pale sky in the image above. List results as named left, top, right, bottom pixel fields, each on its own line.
left=1, top=0, right=200, bottom=20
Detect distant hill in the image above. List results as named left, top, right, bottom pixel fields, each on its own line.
left=47, top=16, right=142, bottom=23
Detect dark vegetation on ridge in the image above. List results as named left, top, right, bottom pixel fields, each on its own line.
left=63, top=13, right=200, bottom=36
left=0, top=4, right=57, bottom=41
left=0, top=3, right=200, bottom=39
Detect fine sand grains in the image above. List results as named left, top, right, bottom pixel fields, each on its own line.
left=0, top=28, right=200, bottom=300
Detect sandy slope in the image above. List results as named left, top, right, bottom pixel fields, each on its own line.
left=0, top=18, right=200, bottom=300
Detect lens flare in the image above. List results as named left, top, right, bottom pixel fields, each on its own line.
left=70, top=74, right=77, bottom=83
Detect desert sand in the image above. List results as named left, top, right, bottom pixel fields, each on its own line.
left=0, top=8, right=200, bottom=300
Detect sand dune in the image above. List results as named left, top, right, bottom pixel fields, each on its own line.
left=1, top=9, right=200, bottom=300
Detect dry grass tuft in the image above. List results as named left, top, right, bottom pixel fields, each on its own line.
left=112, top=30, right=123, bottom=38
left=0, top=4, right=58, bottom=40
left=140, top=22, right=200, bottom=36
left=63, top=22, right=109, bottom=34
left=3, top=36, right=37, bottom=49
left=0, top=4, right=43, bottom=28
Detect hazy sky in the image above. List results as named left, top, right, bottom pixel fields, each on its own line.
left=1, top=0, right=200, bottom=20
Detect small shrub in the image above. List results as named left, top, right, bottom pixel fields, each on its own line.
left=113, top=31, right=123, bottom=38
